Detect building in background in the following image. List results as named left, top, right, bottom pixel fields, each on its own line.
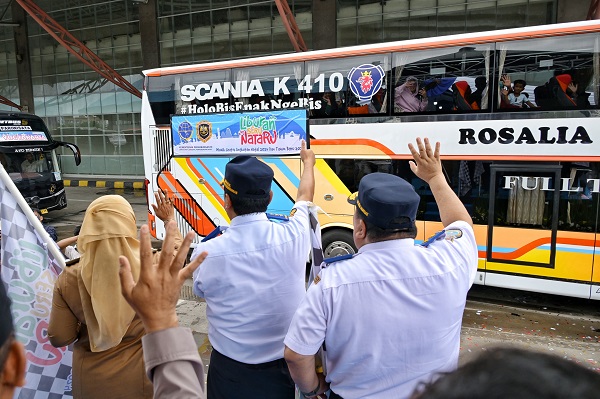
left=0, top=0, right=591, bottom=178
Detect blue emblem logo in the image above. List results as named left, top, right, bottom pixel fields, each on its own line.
left=347, top=64, right=385, bottom=102
left=178, top=122, right=193, bottom=142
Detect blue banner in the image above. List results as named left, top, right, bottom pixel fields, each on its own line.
left=171, top=109, right=308, bottom=156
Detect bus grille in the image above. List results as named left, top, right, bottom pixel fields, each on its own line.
left=153, top=127, right=172, bottom=172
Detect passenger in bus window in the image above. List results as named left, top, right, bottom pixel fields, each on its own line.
left=368, top=87, right=386, bottom=114
left=322, top=92, right=342, bottom=116
left=500, top=75, right=538, bottom=109
left=533, top=73, right=591, bottom=109
left=469, top=76, right=487, bottom=109
left=394, top=76, right=428, bottom=112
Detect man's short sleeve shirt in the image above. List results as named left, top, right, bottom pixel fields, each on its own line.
left=190, top=201, right=311, bottom=364
left=284, top=220, right=478, bottom=398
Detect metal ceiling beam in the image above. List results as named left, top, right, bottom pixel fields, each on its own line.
left=15, top=0, right=142, bottom=98
left=0, top=96, right=23, bottom=111
left=273, top=0, right=308, bottom=52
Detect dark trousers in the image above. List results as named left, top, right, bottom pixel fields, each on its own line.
left=329, top=391, right=343, bottom=399
left=207, top=349, right=295, bottom=399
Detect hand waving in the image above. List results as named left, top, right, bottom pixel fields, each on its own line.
left=119, top=221, right=208, bottom=333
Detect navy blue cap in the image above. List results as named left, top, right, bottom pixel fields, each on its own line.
left=0, top=282, right=14, bottom=347
left=223, top=156, right=274, bottom=199
left=348, top=173, right=420, bottom=230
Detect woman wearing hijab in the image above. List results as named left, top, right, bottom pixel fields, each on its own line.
left=394, top=76, right=429, bottom=112
left=48, top=191, right=180, bottom=399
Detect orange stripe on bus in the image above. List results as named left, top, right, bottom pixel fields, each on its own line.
left=184, top=158, right=225, bottom=206
left=157, top=171, right=217, bottom=235
left=491, top=237, right=596, bottom=260
left=312, top=139, right=395, bottom=156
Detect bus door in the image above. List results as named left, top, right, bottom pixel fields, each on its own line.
left=485, top=164, right=568, bottom=295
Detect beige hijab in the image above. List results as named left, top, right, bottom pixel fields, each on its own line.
left=77, top=195, right=140, bottom=352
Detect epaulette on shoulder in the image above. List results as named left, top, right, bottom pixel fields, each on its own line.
left=420, top=230, right=446, bottom=248
left=323, top=253, right=354, bottom=266
left=444, top=228, right=463, bottom=241
left=201, top=226, right=228, bottom=242
left=266, top=213, right=289, bottom=223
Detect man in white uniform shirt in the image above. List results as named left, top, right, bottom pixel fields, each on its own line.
left=284, top=138, right=478, bottom=399
left=20, top=152, right=41, bottom=172
left=191, top=141, right=315, bottom=399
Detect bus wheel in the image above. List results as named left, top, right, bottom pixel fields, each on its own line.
left=322, top=229, right=356, bottom=258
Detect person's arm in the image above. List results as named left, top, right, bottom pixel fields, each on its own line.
left=500, top=88, right=510, bottom=105
left=408, top=138, right=472, bottom=227
left=57, top=235, right=78, bottom=251
left=284, top=348, right=328, bottom=398
left=296, top=140, right=315, bottom=203
left=48, top=273, right=81, bottom=347
left=152, top=189, right=183, bottom=254
left=119, top=222, right=208, bottom=399
left=525, top=100, right=538, bottom=109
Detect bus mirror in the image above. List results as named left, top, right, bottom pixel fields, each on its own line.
left=58, top=141, right=82, bottom=166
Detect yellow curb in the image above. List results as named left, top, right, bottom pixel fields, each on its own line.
left=96, top=181, right=106, bottom=188
left=114, top=181, right=125, bottom=189
left=78, top=181, right=88, bottom=187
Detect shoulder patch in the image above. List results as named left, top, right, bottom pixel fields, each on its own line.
left=313, top=275, right=321, bottom=285
left=266, top=213, right=289, bottom=222
left=289, top=208, right=297, bottom=217
left=323, top=253, right=354, bottom=266
left=444, top=228, right=463, bottom=242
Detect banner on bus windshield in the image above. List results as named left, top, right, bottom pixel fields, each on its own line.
left=171, top=109, right=308, bottom=156
left=0, top=122, right=48, bottom=142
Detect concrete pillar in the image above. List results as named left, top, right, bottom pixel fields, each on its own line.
left=312, top=0, right=336, bottom=50
left=12, top=2, right=34, bottom=113
left=139, top=0, right=161, bottom=70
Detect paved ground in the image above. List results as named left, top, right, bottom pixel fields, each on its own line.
left=177, top=279, right=600, bottom=381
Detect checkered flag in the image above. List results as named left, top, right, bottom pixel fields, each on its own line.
left=307, top=204, right=324, bottom=287
left=0, top=164, right=73, bottom=398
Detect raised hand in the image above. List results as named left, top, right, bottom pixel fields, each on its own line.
left=119, top=221, right=207, bottom=333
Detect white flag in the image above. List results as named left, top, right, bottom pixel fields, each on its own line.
left=0, top=163, right=73, bottom=398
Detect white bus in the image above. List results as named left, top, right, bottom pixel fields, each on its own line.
left=141, top=20, right=600, bottom=300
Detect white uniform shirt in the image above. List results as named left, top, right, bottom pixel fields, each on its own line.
left=191, top=201, right=311, bottom=364
left=284, top=220, right=477, bottom=398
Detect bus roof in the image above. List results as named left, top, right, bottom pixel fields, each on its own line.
left=144, top=20, right=600, bottom=78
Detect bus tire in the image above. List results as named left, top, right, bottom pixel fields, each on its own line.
left=322, top=229, right=356, bottom=258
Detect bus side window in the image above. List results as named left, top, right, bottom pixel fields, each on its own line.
left=393, top=45, right=492, bottom=115
left=498, top=34, right=598, bottom=111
